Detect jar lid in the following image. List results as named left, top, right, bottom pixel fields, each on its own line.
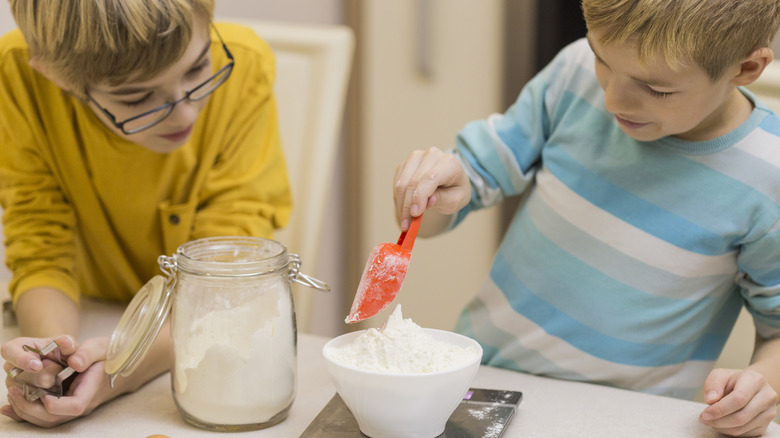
left=105, top=275, right=173, bottom=386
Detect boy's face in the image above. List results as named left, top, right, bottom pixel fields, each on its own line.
left=85, top=17, right=214, bottom=153
left=587, top=29, right=744, bottom=142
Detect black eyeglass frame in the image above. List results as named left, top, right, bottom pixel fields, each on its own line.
left=85, top=25, right=234, bottom=135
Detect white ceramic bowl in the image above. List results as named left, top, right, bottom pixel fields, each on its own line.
left=322, top=328, right=482, bottom=438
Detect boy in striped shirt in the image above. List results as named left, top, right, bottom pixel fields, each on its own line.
left=393, top=0, right=780, bottom=435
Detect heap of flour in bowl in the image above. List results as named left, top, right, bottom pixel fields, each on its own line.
left=327, top=304, right=480, bottom=373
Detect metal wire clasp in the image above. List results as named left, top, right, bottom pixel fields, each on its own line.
left=158, top=255, right=179, bottom=292
left=288, top=254, right=330, bottom=292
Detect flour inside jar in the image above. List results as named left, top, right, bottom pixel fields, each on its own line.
left=172, top=275, right=295, bottom=425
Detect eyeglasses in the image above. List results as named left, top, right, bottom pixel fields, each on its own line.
left=86, top=26, right=234, bottom=135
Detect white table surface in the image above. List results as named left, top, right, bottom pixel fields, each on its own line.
left=1, top=298, right=779, bottom=437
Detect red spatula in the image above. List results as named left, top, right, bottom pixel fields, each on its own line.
left=345, top=214, right=423, bottom=324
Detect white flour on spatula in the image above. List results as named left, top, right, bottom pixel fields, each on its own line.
left=327, top=305, right=479, bottom=373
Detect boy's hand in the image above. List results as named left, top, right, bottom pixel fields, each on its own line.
left=393, top=147, right=471, bottom=230
left=2, top=336, right=111, bottom=428
left=699, top=368, right=778, bottom=437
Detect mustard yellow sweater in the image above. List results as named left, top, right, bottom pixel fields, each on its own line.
left=0, top=23, right=292, bottom=306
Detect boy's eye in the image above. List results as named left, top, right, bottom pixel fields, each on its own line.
left=115, top=60, right=212, bottom=107
left=121, top=93, right=152, bottom=107
left=187, top=62, right=210, bottom=77
left=646, top=87, right=673, bottom=99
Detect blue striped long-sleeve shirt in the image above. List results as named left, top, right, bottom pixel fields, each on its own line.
left=454, top=38, right=780, bottom=399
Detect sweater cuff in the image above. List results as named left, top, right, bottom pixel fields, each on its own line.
left=11, top=270, right=79, bottom=309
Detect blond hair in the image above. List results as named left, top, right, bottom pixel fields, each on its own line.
left=10, top=0, right=215, bottom=98
left=582, top=0, right=780, bottom=79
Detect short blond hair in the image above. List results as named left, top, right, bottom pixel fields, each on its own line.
left=582, top=0, right=780, bottom=79
left=10, top=0, right=215, bottom=98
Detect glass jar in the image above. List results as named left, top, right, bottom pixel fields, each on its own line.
left=105, top=237, right=328, bottom=432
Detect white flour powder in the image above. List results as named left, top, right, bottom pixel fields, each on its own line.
left=328, top=305, right=479, bottom=373
left=172, top=279, right=295, bottom=425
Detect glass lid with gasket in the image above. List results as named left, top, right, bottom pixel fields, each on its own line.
left=104, top=274, right=174, bottom=387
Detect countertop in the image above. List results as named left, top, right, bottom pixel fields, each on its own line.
left=1, top=297, right=779, bottom=437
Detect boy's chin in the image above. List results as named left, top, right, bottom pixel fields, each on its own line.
left=618, top=126, right=665, bottom=142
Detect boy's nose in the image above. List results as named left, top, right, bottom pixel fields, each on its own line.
left=603, top=81, right=636, bottom=115
left=166, top=98, right=199, bottom=125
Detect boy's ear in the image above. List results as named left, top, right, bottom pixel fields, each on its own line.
left=29, top=57, right=72, bottom=92
left=732, top=47, right=774, bottom=86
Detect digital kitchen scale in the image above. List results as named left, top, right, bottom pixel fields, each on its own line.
left=301, top=388, right=522, bottom=438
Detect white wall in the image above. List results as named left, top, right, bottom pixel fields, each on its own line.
left=773, top=34, right=780, bottom=57
left=0, top=3, right=13, bottom=35
left=216, top=0, right=342, bottom=24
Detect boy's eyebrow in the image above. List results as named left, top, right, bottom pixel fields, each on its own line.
left=107, top=41, right=213, bottom=96
left=585, top=34, right=676, bottom=88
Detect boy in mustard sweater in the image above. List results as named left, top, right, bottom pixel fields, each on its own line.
left=0, top=0, right=291, bottom=426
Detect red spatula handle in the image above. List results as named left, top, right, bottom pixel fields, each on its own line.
left=398, top=214, right=422, bottom=251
